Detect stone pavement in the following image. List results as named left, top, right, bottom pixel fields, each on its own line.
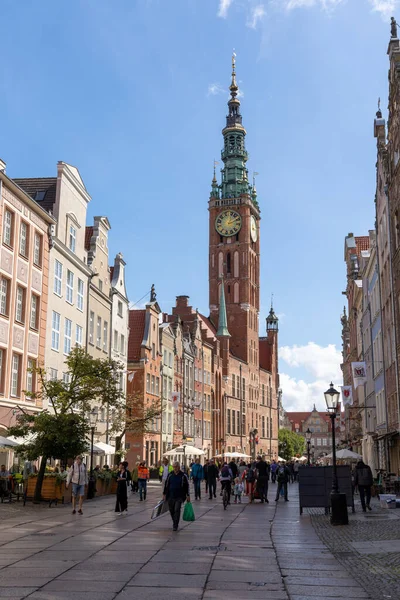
left=0, top=479, right=370, bottom=600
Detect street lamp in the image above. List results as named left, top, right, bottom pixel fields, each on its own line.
left=305, top=428, right=312, bottom=466
left=324, top=382, right=348, bottom=526
left=87, top=408, right=98, bottom=500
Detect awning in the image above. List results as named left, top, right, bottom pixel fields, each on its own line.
left=94, top=442, right=116, bottom=454
left=164, top=445, right=205, bottom=457
left=0, top=435, right=18, bottom=449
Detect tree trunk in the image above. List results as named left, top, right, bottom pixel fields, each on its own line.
left=34, top=455, right=48, bottom=503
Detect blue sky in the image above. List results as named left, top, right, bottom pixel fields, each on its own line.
left=0, top=0, right=395, bottom=410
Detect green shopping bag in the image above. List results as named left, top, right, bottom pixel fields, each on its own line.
left=182, top=501, right=195, bottom=522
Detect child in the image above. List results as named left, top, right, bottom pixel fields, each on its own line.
left=233, top=477, right=244, bottom=504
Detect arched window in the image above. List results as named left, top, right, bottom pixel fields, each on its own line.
left=234, top=251, right=239, bottom=278
left=234, top=282, right=239, bottom=303
left=218, top=252, right=223, bottom=278
left=227, top=252, right=231, bottom=274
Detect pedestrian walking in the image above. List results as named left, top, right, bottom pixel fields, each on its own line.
left=138, top=461, right=150, bottom=501
left=163, top=461, right=190, bottom=531
left=207, top=459, right=219, bottom=499
left=66, top=456, right=88, bottom=515
left=233, top=477, right=244, bottom=503
left=354, top=460, right=373, bottom=512
left=159, top=458, right=173, bottom=487
left=245, top=463, right=256, bottom=499
left=191, top=458, right=204, bottom=500
left=270, top=460, right=278, bottom=483
left=255, top=455, right=270, bottom=503
left=229, top=459, right=239, bottom=479
left=203, top=460, right=209, bottom=495
left=293, top=460, right=300, bottom=482
left=115, top=462, right=128, bottom=515
left=275, top=462, right=291, bottom=502
left=131, top=461, right=139, bottom=492
left=238, top=460, right=247, bottom=480
left=219, top=462, right=233, bottom=505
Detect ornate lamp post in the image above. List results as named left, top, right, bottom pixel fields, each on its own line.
left=305, top=428, right=312, bottom=466
left=324, top=383, right=348, bottom=526
left=87, top=408, right=98, bottom=500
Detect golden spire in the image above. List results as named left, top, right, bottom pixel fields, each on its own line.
left=230, top=51, right=238, bottom=99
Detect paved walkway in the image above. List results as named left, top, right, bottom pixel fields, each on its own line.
left=0, top=480, right=369, bottom=600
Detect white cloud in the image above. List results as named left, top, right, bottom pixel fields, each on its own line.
left=279, top=342, right=342, bottom=412
left=208, top=82, right=225, bottom=96
left=369, top=0, right=399, bottom=19
left=284, top=0, right=344, bottom=10
left=218, top=0, right=233, bottom=18
left=247, top=5, right=267, bottom=28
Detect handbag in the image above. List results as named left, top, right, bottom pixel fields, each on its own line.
left=151, top=499, right=169, bottom=520
left=182, top=501, right=195, bottom=522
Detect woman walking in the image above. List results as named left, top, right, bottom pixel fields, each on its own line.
left=115, top=462, right=128, bottom=515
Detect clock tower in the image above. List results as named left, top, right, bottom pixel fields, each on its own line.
left=209, top=55, right=260, bottom=364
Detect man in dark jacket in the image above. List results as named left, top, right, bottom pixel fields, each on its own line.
left=354, top=460, right=373, bottom=512
left=275, top=462, right=291, bottom=502
left=229, top=460, right=238, bottom=479
left=163, top=461, right=190, bottom=531
left=255, top=455, right=270, bottom=503
left=207, top=459, right=219, bottom=499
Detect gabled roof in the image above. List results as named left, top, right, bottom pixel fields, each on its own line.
left=13, top=177, right=57, bottom=213
left=286, top=411, right=332, bottom=432
left=128, top=310, right=146, bottom=362
left=355, top=236, right=370, bottom=254
left=199, top=313, right=216, bottom=336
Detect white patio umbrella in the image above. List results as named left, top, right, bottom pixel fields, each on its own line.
left=94, top=442, right=116, bottom=455
left=277, top=456, right=286, bottom=462
left=224, top=451, right=251, bottom=459
left=164, top=445, right=205, bottom=457
left=324, top=449, right=362, bottom=461
left=0, top=435, right=18, bottom=449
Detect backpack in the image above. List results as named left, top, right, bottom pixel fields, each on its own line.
left=277, top=466, right=286, bottom=482
left=221, top=466, right=230, bottom=478
left=246, top=468, right=255, bottom=482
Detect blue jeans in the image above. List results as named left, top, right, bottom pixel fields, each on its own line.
left=138, top=479, right=147, bottom=500
left=193, top=478, right=201, bottom=498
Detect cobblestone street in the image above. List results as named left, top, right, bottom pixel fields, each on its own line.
left=0, top=480, right=378, bottom=600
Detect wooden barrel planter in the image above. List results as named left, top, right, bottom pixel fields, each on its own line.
left=26, top=476, right=72, bottom=504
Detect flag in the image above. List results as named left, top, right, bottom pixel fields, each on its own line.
left=351, top=361, right=367, bottom=389
left=171, top=391, right=181, bottom=408
left=341, top=386, right=353, bottom=407
left=128, top=371, right=135, bottom=383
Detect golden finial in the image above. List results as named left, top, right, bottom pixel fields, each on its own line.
left=230, top=50, right=238, bottom=99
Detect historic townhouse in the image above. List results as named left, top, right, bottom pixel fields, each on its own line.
left=15, top=162, right=91, bottom=395
left=159, top=317, right=175, bottom=454
left=0, top=161, right=54, bottom=446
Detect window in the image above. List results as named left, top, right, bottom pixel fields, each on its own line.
left=322, top=438, right=328, bottom=446
left=114, top=330, right=118, bottom=351
left=164, top=349, right=167, bottom=365
left=66, top=270, right=74, bottom=304
left=227, top=409, right=231, bottom=434
left=146, top=374, right=150, bottom=392
left=118, top=301, right=123, bottom=317
left=242, top=377, right=246, bottom=400
left=152, top=343, right=156, bottom=359
left=232, top=374, right=235, bottom=396
left=0, top=349, right=4, bottom=393
left=237, top=410, right=240, bottom=434
left=169, top=352, right=172, bottom=368
left=89, top=312, right=94, bottom=344
left=63, top=372, right=71, bottom=385
left=77, top=279, right=84, bottom=311
left=151, top=375, right=155, bottom=394
left=50, top=368, right=58, bottom=381
left=11, top=354, right=20, bottom=396
left=96, top=317, right=102, bottom=348
left=69, top=225, right=76, bottom=253
left=168, top=413, right=172, bottom=435
left=33, top=232, right=42, bottom=266
left=64, top=318, right=72, bottom=354
left=232, top=410, right=236, bottom=435
left=19, top=222, right=29, bottom=257
left=30, top=294, right=39, bottom=329
left=98, top=280, right=103, bottom=292
left=120, top=334, right=125, bottom=355
left=15, top=286, right=25, bottom=323
left=262, top=416, right=265, bottom=437
left=3, top=209, right=14, bottom=247
left=26, top=358, right=36, bottom=395
left=76, top=324, right=83, bottom=347
left=54, top=260, right=63, bottom=296
left=0, top=277, right=9, bottom=316
left=156, top=377, right=160, bottom=396
left=316, top=438, right=322, bottom=446
left=262, top=384, right=265, bottom=405
left=103, top=321, right=108, bottom=352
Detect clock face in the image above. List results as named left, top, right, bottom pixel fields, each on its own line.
left=215, top=210, right=242, bottom=237
left=250, top=215, right=258, bottom=242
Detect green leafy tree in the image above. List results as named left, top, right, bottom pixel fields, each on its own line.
left=278, top=428, right=305, bottom=462
left=8, top=347, right=124, bottom=503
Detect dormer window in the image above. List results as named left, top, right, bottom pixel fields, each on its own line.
left=69, top=225, right=76, bottom=253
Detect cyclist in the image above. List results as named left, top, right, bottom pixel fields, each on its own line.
left=219, top=462, right=233, bottom=506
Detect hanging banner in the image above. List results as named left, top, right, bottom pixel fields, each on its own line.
left=127, top=371, right=136, bottom=383
left=351, top=362, right=367, bottom=389
left=341, top=386, right=353, bottom=407
left=171, top=391, right=181, bottom=408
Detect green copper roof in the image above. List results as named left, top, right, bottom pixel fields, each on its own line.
left=217, top=280, right=230, bottom=338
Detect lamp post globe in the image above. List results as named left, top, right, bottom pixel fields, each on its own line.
left=87, top=408, right=98, bottom=500
left=324, top=383, right=348, bottom=526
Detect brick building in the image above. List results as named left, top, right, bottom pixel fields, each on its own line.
left=286, top=407, right=340, bottom=460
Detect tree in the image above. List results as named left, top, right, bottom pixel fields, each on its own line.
left=8, top=347, right=124, bottom=503
left=278, top=428, right=305, bottom=462
left=110, top=392, right=163, bottom=464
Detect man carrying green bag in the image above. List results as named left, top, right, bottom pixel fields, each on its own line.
left=163, top=461, right=190, bottom=531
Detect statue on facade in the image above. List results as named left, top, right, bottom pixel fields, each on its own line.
left=391, top=17, right=397, bottom=39
left=150, top=284, right=157, bottom=302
